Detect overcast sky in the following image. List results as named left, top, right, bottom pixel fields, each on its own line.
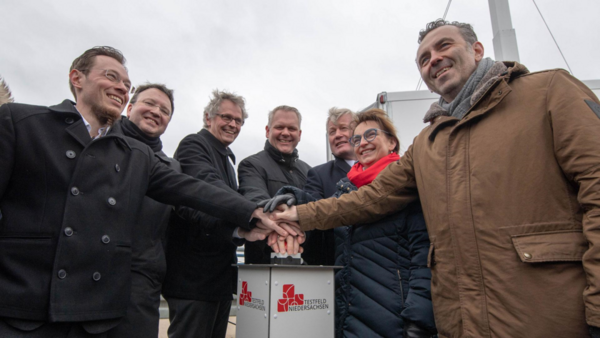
left=2, top=0, right=599, bottom=167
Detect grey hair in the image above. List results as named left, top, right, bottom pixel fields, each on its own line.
left=0, top=76, right=14, bottom=105
left=418, top=19, right=478, bottom=45
left=268, top=105, right=302, bottom=128
left=326, top=107, right=355, bottom=128
left=203, top=89, right=248, bottom=129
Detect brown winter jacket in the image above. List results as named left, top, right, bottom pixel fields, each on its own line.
left=296, top=62, right=600, bottom=338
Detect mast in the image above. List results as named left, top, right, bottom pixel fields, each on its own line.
left=488, top=0, right=520, bottom=62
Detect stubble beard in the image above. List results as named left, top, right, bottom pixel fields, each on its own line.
left=90, top=102, right=121, bottom=126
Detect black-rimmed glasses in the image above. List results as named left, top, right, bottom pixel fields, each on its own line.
left=349, top=128, right=391, bottom=147
left=216, top=113, right=244, bottom=126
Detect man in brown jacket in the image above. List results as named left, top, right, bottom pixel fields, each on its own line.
left=271, top=19, right=600, bottom=338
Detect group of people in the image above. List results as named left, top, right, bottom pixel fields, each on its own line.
left=0, top=17, right=599, bottom=338
left=262, top=18, right=600, bottom=338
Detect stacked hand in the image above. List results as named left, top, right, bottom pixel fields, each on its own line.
left=238, top=198, right=302, bottom=255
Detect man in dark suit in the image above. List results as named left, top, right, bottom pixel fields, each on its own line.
left=0, top=46, right=284, bottom=337
left=302, top=107, right=356, bottom=265
left=162, top=90, right=248, bottom=338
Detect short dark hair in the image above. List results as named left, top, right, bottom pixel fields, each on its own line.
left=418, top=19, right=478, bottom=45
left=354, top=108, right=400, bottom=153
left=130, top=83, right=175, bottom=116
left=69, top=46, right=126, bottom=99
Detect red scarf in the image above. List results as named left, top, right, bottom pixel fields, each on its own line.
left=346, top=152, right=400, bottom=188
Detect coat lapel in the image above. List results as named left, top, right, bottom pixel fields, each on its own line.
left=334, top=157, right=351, bottom=174
left=49, top=100, right=91, bottom=147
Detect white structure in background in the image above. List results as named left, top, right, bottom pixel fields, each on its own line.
left=489, top=0, right=520, bottom=63
left=326, top=0, right=600, bottom=160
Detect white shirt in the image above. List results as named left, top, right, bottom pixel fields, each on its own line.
left=345, top=159, right=357, bottom=167
left=77, top=109, right=110, bottom=139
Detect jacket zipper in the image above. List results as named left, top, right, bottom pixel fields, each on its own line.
left=397, top=269, right=405, bottom=307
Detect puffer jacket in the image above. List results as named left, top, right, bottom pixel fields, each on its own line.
left=279, top=181, right=436, bottom=337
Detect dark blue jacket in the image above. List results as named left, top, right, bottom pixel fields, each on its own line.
left=279, top=180, right=436, bottom=338
left=302, top=157, right=351, bottom=265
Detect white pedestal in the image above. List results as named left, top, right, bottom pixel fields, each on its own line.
left=235, top=265, right=337, bottom=338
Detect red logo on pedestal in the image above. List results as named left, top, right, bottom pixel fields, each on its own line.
left=239, top=281, right=252, bottom=305
left=277, top=284, right=304, bottom=312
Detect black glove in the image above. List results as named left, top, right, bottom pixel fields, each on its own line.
left=257, top=199, right=270, bottom=209
left=403, top=321, right=437, bottom=338
left=260, top=193, right=297, bottom=213
left=590, top=326, right=600, bottom=338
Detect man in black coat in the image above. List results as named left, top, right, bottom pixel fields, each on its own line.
left=162, top=90, right=248, bottom=338
left=238, top=105, right=311, bottom=264
left=0, top=46, right=283, bottom=337
left=301, top=107, right=356, bottom=265
left=105, top=83, right=178, bottom=338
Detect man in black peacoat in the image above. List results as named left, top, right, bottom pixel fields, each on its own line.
left=0, top=47, right=277, bottom=337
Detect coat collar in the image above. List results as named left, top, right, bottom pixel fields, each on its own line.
left=48, top=100, right=132, bottom=151
left=426, top=62, right=529, bottom=141
left=334, top=156, right=352, bottom=172
left=49, top=100, right=91, bottom=147
left=264, top=140, right=299, bottom=166
left=199, top=128, right=236, bottom=165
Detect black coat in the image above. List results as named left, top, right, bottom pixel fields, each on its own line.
left=162, top=129, right=240, bottom=301
left=301, top=157, right=351, bottom=265
left=238, top=140, right=311, bottom=264
left=106, top=118, right=181, bottom=338
left=0, top=101, right=257, bottom=324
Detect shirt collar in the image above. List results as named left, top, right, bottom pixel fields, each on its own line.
left=200, top=129, right=236, bottom=164
left=345, top=159, right=357, bottom=167
left=75, top=107, right=110, bottom=139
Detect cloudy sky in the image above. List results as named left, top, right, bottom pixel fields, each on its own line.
left=2, top=0, right=599, bottom=167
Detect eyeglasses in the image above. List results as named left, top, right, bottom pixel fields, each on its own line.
left=101, top=69, right=132, bottom=92
left=216, top=113, right=244, bottom=126
left=141, top=99, right=172, bottom=118
left=349, top=128, right=391, bottom=147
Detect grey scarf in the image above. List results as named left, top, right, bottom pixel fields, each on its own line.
left=424, top=58, right=508, bottom=122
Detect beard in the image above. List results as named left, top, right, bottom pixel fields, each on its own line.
left=90, top=101, right=122, bottom=126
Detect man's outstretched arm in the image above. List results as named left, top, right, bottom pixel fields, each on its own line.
left=273, top=145, right=419, bottom=232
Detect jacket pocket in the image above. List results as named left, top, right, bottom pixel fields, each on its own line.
left=427, top=242, right=435, bottom=268
left=511, top=230, right=587, bottom=263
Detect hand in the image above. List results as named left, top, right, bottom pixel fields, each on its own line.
left=261, top=193, right=297, bottom=213
left=268, top=231, right=305, bottom=256
left=271, top=204, right=299, bottom=222
left=252, top=208, right=299, bottom=237
left=238, top=227, right=272, bottom=242
left=267, top=222, right=304, bottom=246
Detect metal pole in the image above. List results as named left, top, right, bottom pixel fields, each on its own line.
left=488, top=0, right=520, bottom=62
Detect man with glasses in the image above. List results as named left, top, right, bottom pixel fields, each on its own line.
left=238, top=105, right=311, bottom=264
left=105, top=83, right=178, bottom=338
left=0, top=46, right=289, bottom=337
left=162, top=90, right=249, bottom=338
